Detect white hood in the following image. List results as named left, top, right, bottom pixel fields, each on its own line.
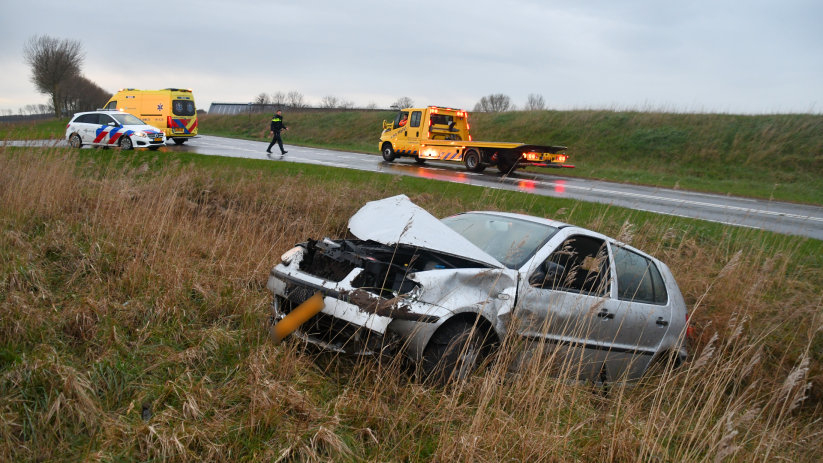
left=347, top=195, right=504, bottom=268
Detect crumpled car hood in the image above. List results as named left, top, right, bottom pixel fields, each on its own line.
left=348, top=195, right=504, bottom=269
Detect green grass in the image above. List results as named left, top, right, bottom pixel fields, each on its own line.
left=1, top=146, right=821, bottom=461
left=0, top=117, right=68, bottom=140
left=5, top=109, right=822, bottom=204
left=200, top=109, right=823, bottom=204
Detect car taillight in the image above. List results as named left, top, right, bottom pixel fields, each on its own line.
left=685, top=312, right=695, bottom=339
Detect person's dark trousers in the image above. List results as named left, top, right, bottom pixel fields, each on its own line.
left=267, top=132, right=285, bottom=154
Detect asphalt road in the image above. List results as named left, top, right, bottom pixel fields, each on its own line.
left=10, top=136, right=823, bottom=240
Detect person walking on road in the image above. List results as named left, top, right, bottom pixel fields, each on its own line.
left=266, top=110, right=288, bottom=157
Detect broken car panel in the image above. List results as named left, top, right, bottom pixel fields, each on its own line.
left=267, top=195, right=688, bottom=382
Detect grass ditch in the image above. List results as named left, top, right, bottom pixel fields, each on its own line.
left=0, top=146, right=821, bottom=461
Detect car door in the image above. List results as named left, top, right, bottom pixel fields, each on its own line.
left=73, top=114, right=96, bottom=144
left=606, top=244, right=673, bottom=379
left=514, top=231, right=615, bottom=381
left=94, top=114, right=118, bottom=146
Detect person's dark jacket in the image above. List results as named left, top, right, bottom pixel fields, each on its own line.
left=270, top=115, right=287, bottom=133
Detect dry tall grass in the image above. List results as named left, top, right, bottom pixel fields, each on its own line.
left=0, top=148, right=820, bottom=461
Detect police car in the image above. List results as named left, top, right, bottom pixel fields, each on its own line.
left=65, top=110, right=166, bottom=150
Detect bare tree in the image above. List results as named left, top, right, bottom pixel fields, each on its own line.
left=23, top=35, right=84, bottom=117
left=61, top=74, right=112, bottom=113
left=271, top=91, right=286, bottom=106
left=473, top=93, right=512, bottom=112
left=390, top=96, right=414, bottom=110
left=524, top=93, right=546, bottom=111
left=320, top=95, right=339, bottom=108
left=254, top=92, right=271, bottom=105
left=337, top=99, right=355, bottom=109
left=286, top=90, right=306, bottom=108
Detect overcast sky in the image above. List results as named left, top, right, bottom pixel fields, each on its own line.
left=1, top=0, right=821, bottom=114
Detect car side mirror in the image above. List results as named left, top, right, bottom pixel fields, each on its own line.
left=107, top=122, right=116, bottom=126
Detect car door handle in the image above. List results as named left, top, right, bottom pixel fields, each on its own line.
left=656, top=317, right=669, bottom=326
left=597, top=309, right=614, bottom=319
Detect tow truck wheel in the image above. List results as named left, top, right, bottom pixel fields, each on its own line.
left=381, top=143, right=396, bottom=162
left=173, top=138, right=187, bottom=145
left=463, top=149, right=486, bottom=173
left=414, top=156, right=426, bottom=165
left=497, top=158, right=517, bottom=174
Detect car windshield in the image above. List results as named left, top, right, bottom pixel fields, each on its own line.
left=111, top=113, right=146, bottom=126
left=441, top=213, right=559, bottom=269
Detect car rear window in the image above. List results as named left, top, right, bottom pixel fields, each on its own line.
left=172, top=100, right=196, bottom=116
left=74, top=114, right=99, bottom=124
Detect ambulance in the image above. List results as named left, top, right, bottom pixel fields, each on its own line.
left=104, top=88, right=198, bottom=144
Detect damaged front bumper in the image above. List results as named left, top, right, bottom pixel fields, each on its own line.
left=267, top=239, right=446, bottom=355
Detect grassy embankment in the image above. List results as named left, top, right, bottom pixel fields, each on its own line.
left=200, top=110, right=823, bottom=205
left=1, top=145, right=821, bottom=461
left=5, top=110, right=822, bottom=204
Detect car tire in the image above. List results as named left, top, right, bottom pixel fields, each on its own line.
left=414, top=156, right=426, bottom=165
left=69, top=134, right=82, bottom=149
left=422, top=321, right=490, bottom=385
left=173, top=138, right=187, bottom=145
left=381, top=143, right=396, bottom=162
left=463, top=149, right=486, bottom=173
left=119, top=136, right=134, bottom=150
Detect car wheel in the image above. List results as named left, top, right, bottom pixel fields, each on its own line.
left=119, top=136, right=134, bottom=150
left=381, top=143, right=396, bottom=162
left=69, top=134, right=82, bottom=149
left=414, top=156, right=426, bottom=165
left=463, top=149, right=486, bottom=172
left=173, top=138, right=187, bottom=145
left=422, top=321, right=490, bottom=385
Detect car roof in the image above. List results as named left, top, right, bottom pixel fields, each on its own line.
left=74, top=110, right=121, bottom=115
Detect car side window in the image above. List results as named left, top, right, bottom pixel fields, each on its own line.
left=410, top=111, right=422, bottom=128
left=529, top=235, right=610, bottom=296
left=613, top=246, right=668, bottom=304
left=99, top=114, right=115, bottom=126
left=76, top=114, right=96, bottom=123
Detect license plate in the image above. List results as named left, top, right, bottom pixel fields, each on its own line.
left=153, top=137, right=163, bottom=142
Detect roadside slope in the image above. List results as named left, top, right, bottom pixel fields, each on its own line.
left=201, top=109, right=823, bottom=204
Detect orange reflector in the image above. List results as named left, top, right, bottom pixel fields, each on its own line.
left=270, top=292, right=325, bottom=344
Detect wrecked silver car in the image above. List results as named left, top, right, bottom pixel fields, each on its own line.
left=267, top=195, right=688, bottom=383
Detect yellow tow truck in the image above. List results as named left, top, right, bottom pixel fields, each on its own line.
left=379, top=106, right=573, bottom=173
